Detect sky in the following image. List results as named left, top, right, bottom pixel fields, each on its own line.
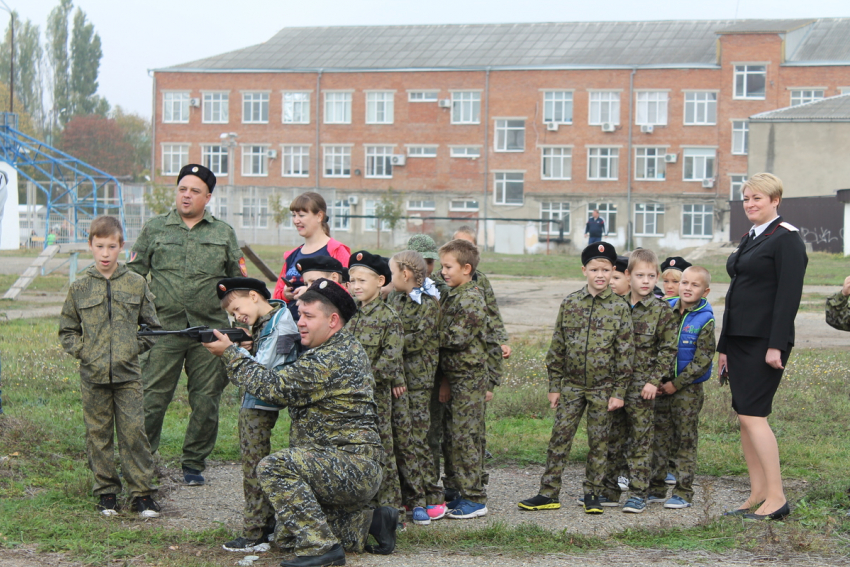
left=12, top=0, right=850, bottom=119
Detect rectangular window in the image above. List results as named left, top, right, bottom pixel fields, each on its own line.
left=163, top=92, right=189, bottom=123
left=634, top=203, right=665, bottom=236
left=683, top=148, right=716, bottom=181
left=734, top=65, right=766, bottom=99
left=282, top=145, right=310, bottom=177
left=162, top=144, right=188, bottom=175
left=635, top=147, right=666, bottom=180
left=684, top=92, right=717, bottom=125
left=242, top=93, right=269, bottom=123
left=324, top=92, right=352, bottom=124
left=589, top=92, right=620, bottom=125
left=364, top=199, right=390, bottom=232
left=587, top=202, right=617, bottom=235
left=366, top=92, right=394, bottom=124
left=201, top=145, right=228, bottom=176
left=541, top=147, right=572, bottom=180
left=202, top=93, right=228, bottom=123
left=540, top=202, right=570, bottom=235
left=323, top=146, right=351, bottom=177
left=332, top=199, right=350, bottom=231
left=790, top=89, right=824, bottom=106
left=588, top=147, right=619, bottom=180
left=241, top=197, right=269, bottom=229
left=283, top=92, right=310, bottom=124
left=407, top=146, right=437, bottom=157
left=732, top=121, right=749, bottom=155
left=213, top=196, right=228, bottom=219
left=449, top=199, right=479, bottom=211
left=365, top=146, right=394, bottom=178
left=450, top=146, right=480, bottom=158
left=494, top=119, right=525, bottom=152
left=636, top=91, right=668, bottom=125
left=730, top=175, right=747, bottom=200
left=682, top=204, right=713, bottom=237
left=493, top=172, right=524, bottom=205
left=543, top=91, right=573, bottom=124
left=409, top=91, right=438, bottom=102
left=451, top=91, right=481, bottom=124
left=407, top=200, right=436, bottom=211
left=242, top=146, right=268, bottom=176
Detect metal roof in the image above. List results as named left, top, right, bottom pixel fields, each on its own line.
left=750, top=94, right=850, bottom=122
left=160, top=19, right=850, bottom=73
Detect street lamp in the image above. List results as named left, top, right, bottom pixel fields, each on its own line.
left=219, top=132, right=238, bottom=187
left=0, top=1, right=13, bottom=113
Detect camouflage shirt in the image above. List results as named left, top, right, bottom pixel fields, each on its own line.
left=59, top=264, right=161, bottom=384
left=630, top=295, right=679, bottom=388
left=388, top=292, right=440, bottom=391
left=438, top=280, right=489, bottom=382
left=221, top=329, right=381, bottom=453
left=128, top=208, right=244, bottom=330
left=432, top=268, right=508, bottom=345
left=826, top=292, right=850, bottom=332
left=346, top=297, right=405, bottom=388
left=546, top=286, right=634, bottom=400
left=668, top=304, right=716, bottom=391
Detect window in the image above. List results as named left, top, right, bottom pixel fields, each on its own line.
left=682, top=204, right=713, bottom=237
left=790, top=89, right=824, bottom=106
left=451, top=91, right=481, bottom=124
left=212, top=196, right=228, bottom=219
left=201, top=145, right=228, bottom=176
left=241, top=197, right=268, bottom=229
left=242, top=146, right=268, bottom=176
left=494, top=120, right=525, bottom=152
left=365, top=146, right=393, bottom=178
left=683, top=148, right=715, bottom=181
left=543, top=91, right=573, bottom=124
left=324, top=92, right=352, bottom=124
left=332, top=199, right=350, bottom=231
left=541, top=147, right=572, bottom=180
left=162, top=144, right=188, bottom=175
left=366, top=92, right=394, bottom=124
left=540, top=202, right=570, bottom=235
left=684, top=92, right=717, bottom=125
left=364, top=199, right=390, bottom=232
left=163, top=92, right=189, bottom=123
left=409, top=91, right=438, bottom=102
left=635, top=147, right=666, bottom=180
left=202, top=93, right=228, bottom=123
left=282, top=145, right=309, bottom=177
left=242, top=93, right=269, bottom=123
left=449, top=199, right=479, bottom=211
left=407, top=146, right=437, bottom=157
left=841, top=87, right=850, bottom=95
left=283, top=92, right=310, bottom=124
left=493, top=172, right=524, bottom=205
left=408, top=200, right=436, bottom=211
left=734, top=65, right=766, bottom=99
left=450, top=147, right=480, bottom=158
left=636, top=92, right=668, bottom=125
left=589, top=92, right=620, bottom=125
left=588, top=147, right=619, bottom=180
left=730, top=175, right=747, bottom=200
left=732, top=121, right=749, bottom=155
left=634, top=203, right=665, bottom=236
left=587, top=202, right=617, bottom=235
left=323, top=146, right=351, bottom=177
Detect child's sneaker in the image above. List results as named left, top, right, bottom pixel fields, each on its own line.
left=133, top=495, right=161, bottom=518
left=222, top=536, right=271, bottom=553
left=575, top=494, right=619, bottom=507
left=97, top=494, right=119, bottom=517
left=664, top=495, right=692, bottom=509
left=617, top=476, right=630, bottom=491
left=665, top=473, right=676, bottom=485
left=647, top=493, right=667, bottom=504
left=518, top=494, right=561, bottom=511
left=622, top=496, right=646, bottom=514
left=426, top=503, right=447, bottom=520
left=583, top=493, right=604, bottom=514
left=183, top=467, right=205, bottom=486
left=412, top=506, right=430, bottom=526
left=447, top=499, right=488, bottom=519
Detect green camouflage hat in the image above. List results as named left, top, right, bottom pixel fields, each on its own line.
left=407, top=234, right=440, bottom=260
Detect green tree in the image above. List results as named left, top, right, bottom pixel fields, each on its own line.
left=46, top=0, right=72, bottom=130
left=269, top=193, right=290, bottom=246
left=112, top=106, right=151, bottom=180
left=143, top=180, right=174, bottom=215
left=0, top=14, right=44, bottom=130
left=375, top=188, right=404, bottom=249
left=69, top=7, right=103, bottom=116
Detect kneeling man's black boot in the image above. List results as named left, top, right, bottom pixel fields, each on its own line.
left=280, top=543, right=345, bottom=567
left=364, top=506, right=398, bottom=555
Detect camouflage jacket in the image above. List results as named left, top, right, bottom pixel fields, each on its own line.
left=439, top=280, right=489, bottom=383
left=222, top=329, right=381, bottom=453
left=546, top=286, right=634, bottom=400
left=630, top=294, right=679, bottom=388
left=826, top=292, right=850, bottom=332
left=59, top=264, right=161, bottom=384
left=432, top=268, right=508, bottom=345
left=128, top=208, right=244, bottom=330
left=346, top=297, right=405, bottom=388
left=388, top=291, right=440, bottom=391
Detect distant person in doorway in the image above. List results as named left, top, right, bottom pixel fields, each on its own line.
left=585, top=210, right=606, bottom=244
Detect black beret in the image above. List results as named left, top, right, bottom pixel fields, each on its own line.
left=581, top=241, right=617, bottom=266
left=660, top=256, right=692, bottom=273
left=303, top=278, right=357, bottom=322
left=216, top=277, right=271, bottom=301
left=296, top=256, right=345, bottom=277
left=614, top=255, right=629, bottom=273
left=348, top=250, right=392, bottom=284
left=178, top=163, right=217, bottom=193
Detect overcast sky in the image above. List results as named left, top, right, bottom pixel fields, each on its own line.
left=14, top=0, right=850, bottom=119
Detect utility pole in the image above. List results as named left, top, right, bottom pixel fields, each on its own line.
left=0, top=1, right=13, bottom=113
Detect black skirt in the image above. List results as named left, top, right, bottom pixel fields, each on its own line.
left=725, top=336, right=790, bottom=417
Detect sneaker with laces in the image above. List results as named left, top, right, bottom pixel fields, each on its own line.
left=426, top=503, right=447, bottom=520
left=622, top=496, right=646, bottom=513
left=222, top=536, right=271, bottom=552
left=447, top=497, right=463, bottom=510
left=518, top=494, right=561, bottom=511
left=133, top=495, right=161, bottom=518
left=617, top=476, right=630, bottom=491
left=665, top=472, right=676, bottom=485
left=412, top=506, right=430, bottom=526
left=583, top=493, right=604, bottom=514
left=97, top=494, right=118, bottom=516
left=574, top=494, right=619, bottom=507
left=447, top=499, right=488, bottom=519
left=647, top=494, right=667, bottom=504
left=664, top=495, right=692, bottom=509
left=182, top=467, right=205, bottom=486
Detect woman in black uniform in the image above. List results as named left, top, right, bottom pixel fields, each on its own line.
left=717, top=173, right=807, bottom=520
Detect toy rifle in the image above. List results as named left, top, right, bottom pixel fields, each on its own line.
left=138, top=325, right=251, bottom=343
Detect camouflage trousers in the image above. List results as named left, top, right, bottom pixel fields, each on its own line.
left=141, top=335, right=229, bottom=471
left=239, top=407, right=279, bottom=540
left=257, top=446, right=382, bottom=556
left=539, top=384, right=611, bottom=498
left=426, top=378, right=449, bottom=487
left=80, top=379, right=156, bottom=498
left=391, top=386, right=425, bottom=509
left=443, top=374, right=487, bottom=504
left=400, top=388, right=442, bottom=506
left=602, top=379, right=655, bottom=500
left=372, top=382, right=403, bottom=511
left=650, top=382, right=704, bottom=501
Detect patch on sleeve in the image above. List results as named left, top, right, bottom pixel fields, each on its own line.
left=779, top=221, right=799, bottom=232
left=129, top=251, right=137, bottom=262
left=239, top=257, right=248, bottom=276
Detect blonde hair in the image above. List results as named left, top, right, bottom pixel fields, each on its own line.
left=683, top=265, right=712, bottom=287
left=627, top=249, right=659, bottom=273
left=391, top=250, right=427, bottom=287
left=290, top=192, right=331, bottom=236
left=453, top=225, right=477, bottom=244
left=439, top=239, right=480, bottom=272
left=743, top=173, right=783, bottom=204
left=661, top=268, right=682, bottom=281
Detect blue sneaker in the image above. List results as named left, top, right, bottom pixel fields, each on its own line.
left=622, top=496, right=646, bottom=514
left=183, top=467, right=205, bottom=486
left=447, top=497, right=463, bottom=510
left=412, top=506, right=430, bottom=526
left=665, top=473, right=676, bottom=485
left=647, top=494, right=667, bottom=504
left=447, top=499, right=488, bottom=519
left=664, top=495, right=692, bottom=509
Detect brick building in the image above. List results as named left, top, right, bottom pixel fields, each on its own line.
left=151, top=18, right=850, bottom=252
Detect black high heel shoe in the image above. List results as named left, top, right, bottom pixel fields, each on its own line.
left=723, top=501, right=764, bottom=516
left=743, top=502, right=790, bottom=521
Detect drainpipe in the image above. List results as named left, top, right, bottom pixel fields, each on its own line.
left=626, top=67, right=636, bottom=251
left=482, top=67, right=491, bottom=251
left=148, top=69, right=156, bottom=187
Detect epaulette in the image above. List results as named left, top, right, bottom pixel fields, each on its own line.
left=779, top=221, right=799, bottom=232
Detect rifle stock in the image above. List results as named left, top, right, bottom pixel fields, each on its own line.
left=138, top=325, right=251, bottom=343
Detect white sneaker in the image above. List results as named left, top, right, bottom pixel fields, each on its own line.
left=617, top=476, right=630, bottom=491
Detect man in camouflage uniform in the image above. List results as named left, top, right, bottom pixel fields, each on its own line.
left=129, top=164, right=245, bottom=484
left=825, top=276, right=850, bottom=515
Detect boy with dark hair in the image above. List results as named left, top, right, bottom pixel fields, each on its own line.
left=59, top=216, right=162, bottom=518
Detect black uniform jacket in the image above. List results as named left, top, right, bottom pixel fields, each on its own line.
left=717, top=216, right=807, bottom=353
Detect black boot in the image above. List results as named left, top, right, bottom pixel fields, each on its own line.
left=280, top=543, right=345, bottom=567
left=364, top=506, right=398, bottom=555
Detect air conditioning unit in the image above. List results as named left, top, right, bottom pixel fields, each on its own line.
left=390, top=154, right=406, bottom=166
left=189, top=97, right=200, bottom=107
left=347, top=195, right=359, bottom=206
left=546, top=122, right=559, bottom=132
left=438, top=99, right=452, bottom=108
left=664, top=153, right=678, bottom=163
left=701, top=178, right=715, bottom=188
left=266, top=149, right=278, bottom=159
left=601, top=122, right=616, bottom=132
left=640, top=124, right=654, bottom=134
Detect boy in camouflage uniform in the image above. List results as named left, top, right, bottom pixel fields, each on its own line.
left=519, top=241, right=634, bottom=514
left=58, top=216, right=162, bottom=518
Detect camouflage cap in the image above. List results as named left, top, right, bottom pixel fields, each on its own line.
left=407, top=234, right=439, bottom=260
